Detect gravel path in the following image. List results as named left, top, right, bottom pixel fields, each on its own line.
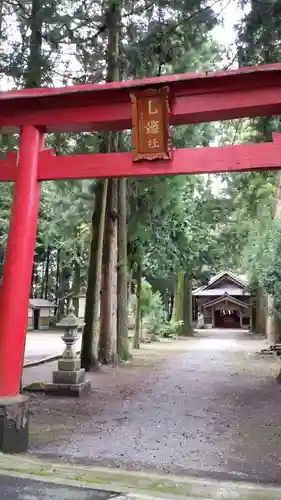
left=30, top=330, right=281, bottom=484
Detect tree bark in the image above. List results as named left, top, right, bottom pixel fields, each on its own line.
left=0, top=0, right=4, bottom=37
left=266, top=295, right=278, bottom=344
left=266, top=172, right=281, bottom=343
left=117, top=177, right=130, bottom=360
left=133, top=261, right=142, bottom=349
left=31, top=263, right=36, bottom=298
left=169, top=294, right=174, bottom=321
left=127, top=268, right=132, bottom=300
left=40, top=254, right=46, bottom=298
left=99, top=177, right=118, bottom=364
left=183, top=275, right=194, bottom=336
left=72, top=251, right=81, bottom=317
left=57, top=260, right=71, bottom=318
left=55, top=248, right=59, bottom=292
left=98, top=0, right=122, bottom=364
left=44, top=246, right=50, bottom=299
left=172, top=272, right=184, bottom=324
left=25, top=0, right=42, bottom=88
left=81, top=179, right=108, bottom=371
left=172, top=272, right=193, bottom=335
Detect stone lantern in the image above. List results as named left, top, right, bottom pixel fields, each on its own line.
left=58, top=303, right=83, bottom=366
left=47, top=303, right=91, bottom=397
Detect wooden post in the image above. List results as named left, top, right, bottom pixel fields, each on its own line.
left=0, top=125, right=41, bottom=397
left=212, top=308, right=215, bottom=328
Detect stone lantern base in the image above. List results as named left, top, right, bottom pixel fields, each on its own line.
left=0, top=395, right=29, bottom=453
left=45, top=357, right=91, bottom=397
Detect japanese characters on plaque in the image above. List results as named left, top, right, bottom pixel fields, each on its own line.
left=130, top=86, right=171, bottom=162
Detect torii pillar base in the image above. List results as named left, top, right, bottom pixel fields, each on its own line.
left=0, top=395, right=29, bottom=453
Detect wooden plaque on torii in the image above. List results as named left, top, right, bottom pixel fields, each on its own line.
left=130, top=86, right=171, bottom=162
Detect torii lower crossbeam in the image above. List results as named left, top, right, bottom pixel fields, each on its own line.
left=1, top=134, right=281, bottom=182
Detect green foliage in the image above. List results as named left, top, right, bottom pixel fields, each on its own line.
left=237, top=0, right=281, bottom=66
left=159, top=320, right=184, bottom=338
left=131, top=278, right=167, bottom=335
left=243, top=213, right=281, bottom=308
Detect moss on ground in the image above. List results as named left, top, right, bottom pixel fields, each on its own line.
left=1, top=461, right=281, bottom=499
left=24, top=382, right=47, bottom=390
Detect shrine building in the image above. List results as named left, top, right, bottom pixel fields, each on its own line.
left=192, top=271, right=252, bottom=329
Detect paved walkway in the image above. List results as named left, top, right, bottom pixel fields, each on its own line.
left=0, top=474, right=120, bottom=500
left=24, top=330, right=81, bottom=364
left=27, top=330, right=281, bottom=484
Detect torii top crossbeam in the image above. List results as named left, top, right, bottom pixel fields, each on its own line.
left=1, top=62, right=281, bottom=134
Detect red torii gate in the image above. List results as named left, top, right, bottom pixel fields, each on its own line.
left=1, top=63, right=281, bottom=437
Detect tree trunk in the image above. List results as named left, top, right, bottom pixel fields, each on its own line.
left=127, top=268, right=132, bottom=300
left=72, top=253, right=81, bottom=317
left=133, top=261, right=142, bottom=349
left=44, top=246, right=50, bottom=299
left=266, top=173, right=281, bottom=343
left=172, top=272, right=184, bottom=324
left=57, top=262, right=70, bottom=318
left=0, top=0, right=4, bottom=37
left=98, top=0, right=122, bottom=365
left=30, top=263, right=36, bottom=298
left=250, top=300, right=256, bottom=332
left=25, top=0, right=42, bottom=88
left=266, top=295, right=281, bottom=345
left=81, top=179, right=108, bottom=371
left=183, top=275, right=193, bottom=336
left=40, top=253, right=47, bottom=298
left=256, top=292, right=263, bottom=334
left=254, top=287, right=261, bottom=333
left=163, top=290, right=169, bottom=313
left=169, top=294, right=174, bottom=321
left=33, top=261, right=41, bottom=297
left=99, top=177, right=118, bottom=364
left=55, top=248, right=60, bottom=299
left=117, top=177, right=130, bottom=360
left=172, top=272, right=193, bottom=335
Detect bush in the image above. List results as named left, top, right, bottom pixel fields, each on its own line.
left=131, top=278, right=167, bottom=336
left=159, top=320, right=184, bottom=338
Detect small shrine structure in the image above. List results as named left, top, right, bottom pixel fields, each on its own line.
left=193, top=271, right=251, bottom=329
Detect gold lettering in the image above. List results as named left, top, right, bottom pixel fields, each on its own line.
left=144, top=120, right=160, bottom=134
left=148, top=100, right=158, bottom=115
left=148, top=138, right=160, bottom=149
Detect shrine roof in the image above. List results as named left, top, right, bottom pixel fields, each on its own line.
left=203, top=294, right=249, bottom=309
left=1, top=63, right=281, bottom=133
left=193, top=270, right=249, bottom=296
left=193, top=288, right=250, bottom=297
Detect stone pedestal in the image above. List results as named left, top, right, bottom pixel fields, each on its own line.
left=0, top=395, right=29, bottom=453
left=44, top=304, right=91, bottom=397
left=46, top=358, right=91, bottom=397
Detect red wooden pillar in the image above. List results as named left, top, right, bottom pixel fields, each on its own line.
left=0, top=125, right=42, bottom=397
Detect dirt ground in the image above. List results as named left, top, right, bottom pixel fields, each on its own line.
left=25, top=329, right=281, bottom=484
